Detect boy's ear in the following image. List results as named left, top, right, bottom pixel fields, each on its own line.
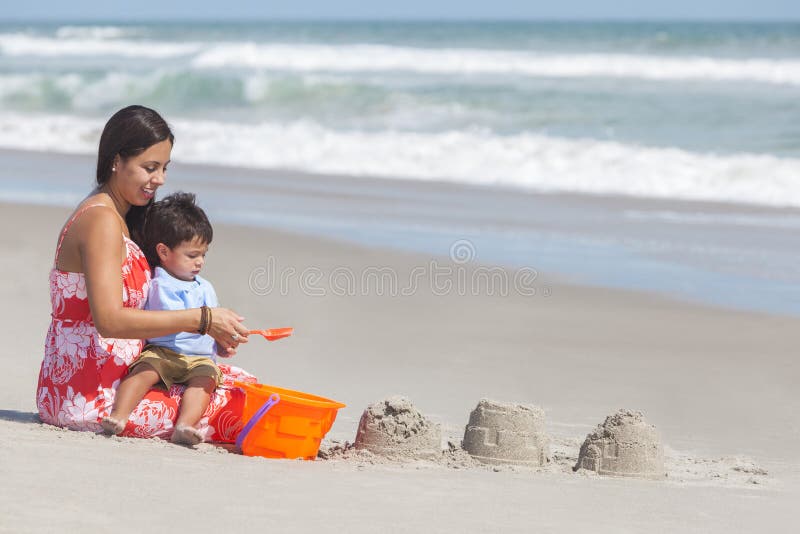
left=155, top=243, right=170, bottom=263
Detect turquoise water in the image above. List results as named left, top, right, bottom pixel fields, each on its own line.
left=1, top=22, right=799, bottom=154
left=0, top=21, right=799, bottom=205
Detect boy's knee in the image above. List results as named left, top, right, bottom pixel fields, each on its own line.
left=127, top=363, right=160, bottom=383
left=187, top=374, right=217, bottom=392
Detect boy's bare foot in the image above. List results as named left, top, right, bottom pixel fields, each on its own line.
left=172, top=424, right=204, bottom=446
left=100, top=416, right=126, bottom=435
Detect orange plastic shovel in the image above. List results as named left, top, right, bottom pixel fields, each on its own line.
left=249, top=327, right=294, bottom=341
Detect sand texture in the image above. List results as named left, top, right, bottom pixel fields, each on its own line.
left=462, top=399, right=550, bottom=466
left=354, top=396, right=442, bottom=459
left=2, top=152, right=800, bottom=533
left=575, top=409, right=666, bottom=479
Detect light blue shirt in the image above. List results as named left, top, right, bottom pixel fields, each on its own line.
left=145, top=266, right=219, bottom=360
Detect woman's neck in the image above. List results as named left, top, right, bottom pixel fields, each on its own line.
left=98, top=185, right=130, bottom=218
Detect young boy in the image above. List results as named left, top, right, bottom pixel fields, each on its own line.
left=101, top=192, right=225, bottom=445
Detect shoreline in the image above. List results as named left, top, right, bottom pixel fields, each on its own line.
left=4, top=146, right=800, bottom=215
left=1, top=198, right=792, bottom=322
left=3, top=148, right=800, bottom=318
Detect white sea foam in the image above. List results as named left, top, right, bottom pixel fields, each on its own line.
left=68, top=72, right=159, bottom=110
left=54, top=26, right=139, bottom=39
left=0, top=113, right=100, bottom=154
left=2, top=112, right=799, bottom=208
left=0, top=72, right=89, bottom=103
left=0, top=73, right=41, bottom=97
left=192, top=43, right=800, bottom=86
left=0, top=33, right=199, bottom=58
left=2, top=32, right=799, bottom=86
left=0, top=71, right=171, bottom=100
left=0, top=70, right=362, bottom=115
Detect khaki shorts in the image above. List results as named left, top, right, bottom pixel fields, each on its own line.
left=129, top=344, right=222, bottom=390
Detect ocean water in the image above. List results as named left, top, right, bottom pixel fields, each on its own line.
left=1, top=21, right=800, bottom=205
left=1, top=21, right=800, bottom=316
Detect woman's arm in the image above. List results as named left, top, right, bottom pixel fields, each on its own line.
left=77, top=207, right=248, bottom=351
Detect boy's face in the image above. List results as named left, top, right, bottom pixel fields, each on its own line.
left=156, top=237, right=209, bottom=282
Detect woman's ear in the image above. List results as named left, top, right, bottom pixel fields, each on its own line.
left=156, top=243, right=170, bottom=263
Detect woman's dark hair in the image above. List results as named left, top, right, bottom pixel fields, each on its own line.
left=142, top=192, right=213, bottom=268
left=96, top=105, right=175, bottom=247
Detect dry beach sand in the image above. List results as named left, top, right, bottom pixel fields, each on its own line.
left=1, top=159, right=799, bottom=531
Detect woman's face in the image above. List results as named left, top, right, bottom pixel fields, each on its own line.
left=112, top=139, right=172, bottom=207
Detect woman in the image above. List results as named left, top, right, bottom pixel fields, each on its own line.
left=37, top=105, right=255, bottom=441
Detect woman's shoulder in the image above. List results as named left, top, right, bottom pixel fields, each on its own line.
left=55, top=196, right=128, bottom=272
left=68, top=198, right=126, bottom=237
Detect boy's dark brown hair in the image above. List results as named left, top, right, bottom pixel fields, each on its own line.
left=142, top=192, right=213, bottom=268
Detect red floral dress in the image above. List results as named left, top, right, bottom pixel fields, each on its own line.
left=36, top=204, right=257, bottom=442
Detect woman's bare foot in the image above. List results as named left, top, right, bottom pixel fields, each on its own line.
left=171, top=424, right=204, bottom=446
left=100, top=416, right=126, bottom=435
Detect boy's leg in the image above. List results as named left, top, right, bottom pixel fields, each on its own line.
left=172, top=375, right=216, bottom=445
left=101, top=363, right=161, bottom=434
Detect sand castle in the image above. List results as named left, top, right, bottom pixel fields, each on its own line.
left=354, top=396, right=442, bottom=459
left=351, top=398, right=667, bottom=480
left=462, top=399, right=550, bottom=466
left=574, top=409, right=666, bottom=479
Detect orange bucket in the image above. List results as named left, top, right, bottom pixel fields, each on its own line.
left=234, top=381, right=346, bottom=460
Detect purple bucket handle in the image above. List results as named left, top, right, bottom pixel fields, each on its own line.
left=236, top=393, right=281, bottom=451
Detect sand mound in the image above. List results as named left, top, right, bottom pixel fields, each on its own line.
left=354, top=396, right=442, bottom=459
left=574, top=409, right=666, bottom=479
left=462, top=399, right=550, bottom=466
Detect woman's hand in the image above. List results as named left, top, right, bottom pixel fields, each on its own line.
left=207, top=307, right=249, bottom=356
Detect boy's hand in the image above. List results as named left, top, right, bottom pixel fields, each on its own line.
left=208, top=307, right=249, bottom=355
left=215, top=342, right=234, bottom=358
